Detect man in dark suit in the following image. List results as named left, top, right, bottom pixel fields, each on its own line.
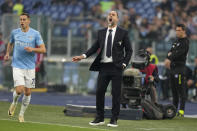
left=72, top=11, right=132, bottom=127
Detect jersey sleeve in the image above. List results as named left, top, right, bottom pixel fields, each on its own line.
left=35, top=32, right=44, bottom=46
left=9, top=31, right=15, bottom=44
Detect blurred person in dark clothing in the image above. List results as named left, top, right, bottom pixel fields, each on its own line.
left=160, top=0, right=172, bottom=11
left=0, top=32, right=5, bottom=61
left=1, top=0, right=13, bottom=14
left=160, top=59, right=171, bottom=100
left=186, top=0, right=197, bottom=14
left=138, top=18, right=150, bottom=49
left=193, top=57, right=197, bottom=100
left=128, top=8, right=136, bottom=24
left=184, top=65, right=194, bottom=101
left=0, top=32, right=5, bottom=87
left=121, top=14, right=131, bottom=30
left=89, top=3, right=103, bottom=19
left=32, top=1, right=43, bottom=9
left=167, top=24, right=189, bottom=117
left=35, top=53, right=45, bottom=87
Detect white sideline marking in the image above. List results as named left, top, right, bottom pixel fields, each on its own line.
left=136, top=128, right=173, bottom=131
left=0, top=118, right=114, bottom=131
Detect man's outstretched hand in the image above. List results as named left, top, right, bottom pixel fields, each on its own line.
left=72, top=55, right=85, bottom=62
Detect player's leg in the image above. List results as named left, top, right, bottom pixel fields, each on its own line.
left=19, top=87, right=31, bottom=122
left=18, top=69, right=35, bottom=122
left=8, top=68, right=25, bottom=117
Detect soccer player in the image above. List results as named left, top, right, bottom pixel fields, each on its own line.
left=4, top=13, right=46, bottom=122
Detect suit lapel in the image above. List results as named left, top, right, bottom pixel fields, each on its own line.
left=113, top=27, right=120, bottom=46
left=101, top=28, right=107, bottom=48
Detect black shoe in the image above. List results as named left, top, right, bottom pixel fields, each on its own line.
left=107, top=118, right=118, bottom=127
left=89, top=117, right=105, bottom=126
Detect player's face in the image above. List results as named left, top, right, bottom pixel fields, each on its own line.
left=107, top=11, right=119, bottom=27
left=176, top=27, right=185, bottom=38
left=20, top=15, right=30, bottom=29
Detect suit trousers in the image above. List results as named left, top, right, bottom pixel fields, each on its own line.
left=96, top=63, right=123, bottom=119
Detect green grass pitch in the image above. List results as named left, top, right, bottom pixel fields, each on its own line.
left=0, top=101, right=197, bottom=131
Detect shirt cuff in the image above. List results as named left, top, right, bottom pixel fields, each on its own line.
left=82, top=54, right=87, bottom=59
left=122, top=63, right=126, bottom=67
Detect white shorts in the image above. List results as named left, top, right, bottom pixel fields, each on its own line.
left=13, top=67, right=35, bottom=88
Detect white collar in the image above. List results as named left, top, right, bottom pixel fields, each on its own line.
left=107, top=26, right=117, bottom=32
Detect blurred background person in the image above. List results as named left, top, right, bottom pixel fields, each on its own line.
left=192, top=57, right=197, bottom=101
left=1, top=0, right=13, bottom=14
left=35, top=53, right=46, bottom=88
left=184, top=65, right=194, bottom=102
left=0, top=32, right=5, bottom=88
left=13, top=0, right=24, bottom=15
left=160, top=58, right=171, bottom=100
left=146, top=46, right=159, bottom=65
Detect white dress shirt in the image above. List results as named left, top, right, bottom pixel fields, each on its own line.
left=101, top=26, right=117, bottom=63
left=82, top=26, right=126, bottom=67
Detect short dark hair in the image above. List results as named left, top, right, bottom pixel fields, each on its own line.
left=110, top=10, right=119, bottom=18
left=20, top=13, right=30, bottom=19
left=176, top=24, right=186, bottom=31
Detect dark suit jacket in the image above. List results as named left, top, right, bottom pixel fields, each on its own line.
left=85, top=27, right=132, bottom=71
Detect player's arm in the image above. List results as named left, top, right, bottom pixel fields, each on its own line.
left=24, top=44, right=46, bottom=53
left=4, top=42, right=14, bottom=61
left=24, top=32, right=46, bottom=53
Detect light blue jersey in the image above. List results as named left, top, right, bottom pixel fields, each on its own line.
left=10, top=28, right=44, bottom=69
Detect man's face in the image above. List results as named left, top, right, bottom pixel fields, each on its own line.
left=176, top=27, right=185, bottom=38
left=107, top=11, right=119, bottom=27
left=20, top=15, right=30, bottom=29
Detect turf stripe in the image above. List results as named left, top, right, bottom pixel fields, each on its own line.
left=0, top=119, right=115, bottom=131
